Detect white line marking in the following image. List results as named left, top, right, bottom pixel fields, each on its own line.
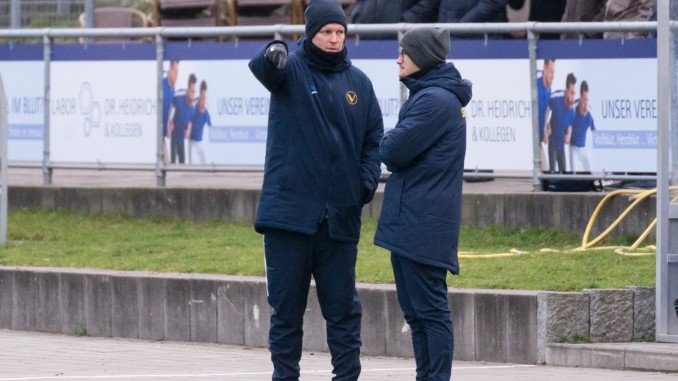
left=0, top=364, right=537, bottom=380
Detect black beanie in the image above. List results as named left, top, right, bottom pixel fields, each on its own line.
left=400, top=28, right=450, bottom=72
left=305, top=0, right=348, bottom=39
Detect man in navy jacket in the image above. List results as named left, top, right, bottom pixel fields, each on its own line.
left=438, top=0, right=508, bottom=23
left=249, top=0, right=383, bottom=379
left=351, top=0, right=439, bottom=24
left=375, top=27, right=472, bottom=381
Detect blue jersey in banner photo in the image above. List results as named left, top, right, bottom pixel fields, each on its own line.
left=548, top=92, right=575, bottom=149
left=191, top=108, right=211, bottom=142
left=570, top=106, right=595, bottom=148
left=172, top=92, right=195, bottom=140
left=537, top=75, right=551, bottom=142
left=163, top=77, right=174, bottom=136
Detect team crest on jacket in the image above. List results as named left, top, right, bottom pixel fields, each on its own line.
left=346, top=91, right=358, bottom=105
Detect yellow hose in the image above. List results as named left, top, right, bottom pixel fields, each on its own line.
left=580, top=189, right=650, bottom=246
left=580, top=188, right=656, bottom=250
left=458, top=186, right=675, bottom=259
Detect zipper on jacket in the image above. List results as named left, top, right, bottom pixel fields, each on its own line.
left=329, top=81, right=333, bottom=103
left=321, top=160, right=335, bottom=223
left=320, top=204, right=329, bottom=223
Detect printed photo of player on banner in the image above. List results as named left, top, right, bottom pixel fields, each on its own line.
left=161, top=56, right=269, bottom=166
left=536, top=39, right=657, bottom=174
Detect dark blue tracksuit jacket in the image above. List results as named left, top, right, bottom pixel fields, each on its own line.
left=249, top=39, right=384, bottom=244
left=438, top=0, right=508, bottom=22
left=351, top=0, right=439, bottom=23
left=375, top=63, right=472, bottom=273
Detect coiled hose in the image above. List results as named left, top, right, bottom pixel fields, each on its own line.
left=458, top=187, right=674, bottom=259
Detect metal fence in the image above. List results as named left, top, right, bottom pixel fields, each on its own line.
left=0, top=0, right=132, bottom=28
left=656, top=0, right=678, bottom=344
left=0, top=21, right=665, bottom=187
left=0, top=70, right=7, bottom=245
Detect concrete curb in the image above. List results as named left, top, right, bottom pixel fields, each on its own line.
left=0, top=266, right=539, bottom=363
left=0, top=266, right=661, bottom=368
left=537, top=287, right=657, bottom=363
left=546, top=342, right=678, bottom=372
left=10, top=186, right=656, bottom=238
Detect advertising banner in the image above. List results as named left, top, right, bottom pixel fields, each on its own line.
left=163, top=40, right=529, bottom=167
left=536, top=39, right=657, bottom=173
left=453, top=40, right=533, bottom=171
left=166, top=58, right=269, bottom=165
left=49, top=44, right=156, bottom=163
left=0, top=45, right=44, bottom=161
left=162, top=40, right=401, bottom=165
left=0, top=39, right=658, bottom=173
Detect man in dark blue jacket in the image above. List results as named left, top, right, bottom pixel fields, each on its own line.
left=375, top=27, right=472, bottom=381
left=351, top=0, right=439, bottom=24
left=248, top=0, right=383, bottom=379
left=438, top=0, right=508, bottom=23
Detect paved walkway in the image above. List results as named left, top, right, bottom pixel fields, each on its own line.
left=0, top=330, right=676, bottom=381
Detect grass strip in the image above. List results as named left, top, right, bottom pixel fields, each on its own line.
left=0, top=209, right=655, bottom=291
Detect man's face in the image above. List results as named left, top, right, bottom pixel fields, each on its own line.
left=168, top=62, right=179, bottom=87
left=543, top=61, right=554, bottom=88
left=311, top=23, right=345, bottom=53
left=187, top=83, right=196, bottom=104
left=579, top=90, right=589, bottom=113
left=198, top=89, right=207, bottom=109
left=565, top=83, right=575, bottom=108
left=396, top=50, right=420, bottom=79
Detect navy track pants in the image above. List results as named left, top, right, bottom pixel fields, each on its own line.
left=264, top=222, right=362, bottom=381
left=391, top=253, right=454, bottom=381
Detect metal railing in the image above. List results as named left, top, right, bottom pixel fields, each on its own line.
left=0, top=21, right=666, bottom=187
left=1, top=0, right=125, bottom=28
left=0, top=71, right=7, bottom=244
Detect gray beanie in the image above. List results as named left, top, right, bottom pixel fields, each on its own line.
left=400, top=28, right=450, bottom=71
left=305, top=0, right=348, bottom=39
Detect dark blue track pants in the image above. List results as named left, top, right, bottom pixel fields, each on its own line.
left=264, top=222, right=362, bottom=381
left=391, top=253, right=454, bottom=381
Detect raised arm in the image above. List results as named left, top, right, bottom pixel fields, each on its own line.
left=248, top=41, right=289, bottom=93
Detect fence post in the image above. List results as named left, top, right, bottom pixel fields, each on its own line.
left=397, top=27, right=407, bottom=108
left=85, top=0, right=94, bottom=28
left=10, top=0, right=20, bottom=28
left=0, top=72, right=7, bottom=245
left=656, top=0, right=678, bottom=343
left=527, top=27, right=541, bottom=191
left=42, top=35, right=52, bottom=185
left=156, top=33, right=166, bottom=187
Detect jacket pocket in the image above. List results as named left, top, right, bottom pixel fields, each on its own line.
left=397, top=174, right=406, bottom=216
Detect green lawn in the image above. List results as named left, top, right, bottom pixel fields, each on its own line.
left=0, top=209, right=655, bottom=291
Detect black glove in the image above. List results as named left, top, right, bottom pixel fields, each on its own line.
left=265, top=43, right=287, bottom=69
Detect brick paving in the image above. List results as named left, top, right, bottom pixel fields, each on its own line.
left=1, top=330, right=676, bottom=381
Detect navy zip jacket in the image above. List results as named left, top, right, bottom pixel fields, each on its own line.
left=249, top=39, right=384, bottom=244
left=374, top=63, right=472, bottom=273
left=352, top=0, right=439, bottom=23
left=438, top=0, right=508, bottom=23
